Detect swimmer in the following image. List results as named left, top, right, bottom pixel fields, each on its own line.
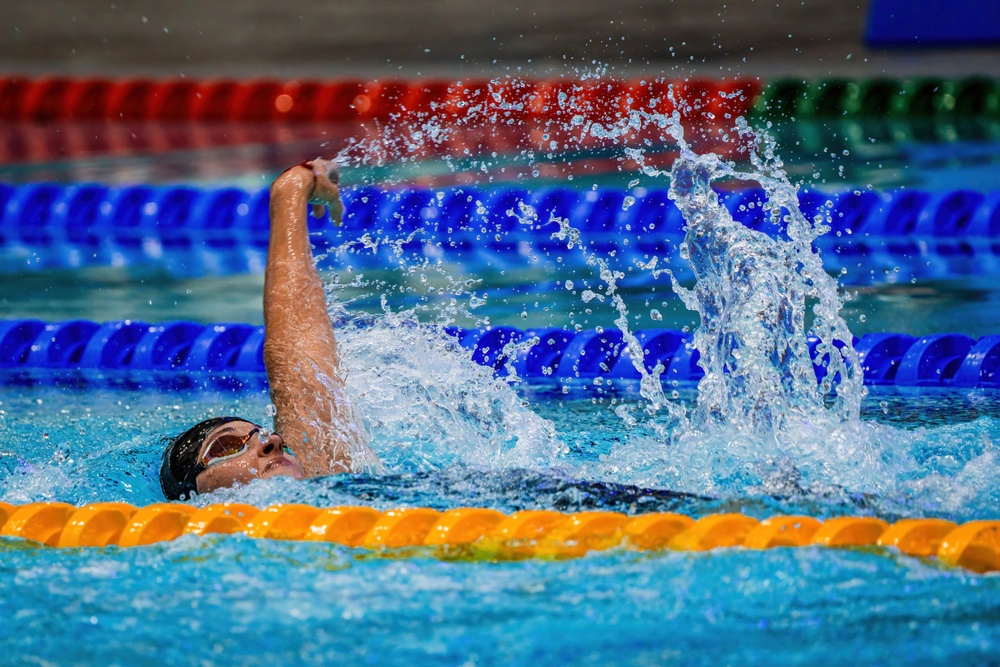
left=160, top=159, right=376, bottom=500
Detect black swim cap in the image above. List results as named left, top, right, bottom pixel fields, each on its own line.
left=160, top=416, right=242, bottom=500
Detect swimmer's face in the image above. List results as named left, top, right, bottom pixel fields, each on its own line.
left=195, top=420, right=304, bottom=495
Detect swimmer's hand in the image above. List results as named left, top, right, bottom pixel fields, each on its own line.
left=304, top=158, right=343, bottom=227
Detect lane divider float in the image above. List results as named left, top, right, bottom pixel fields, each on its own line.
left=1, top=319, right=999, bottom=390
left=2, top=75, right=996, bottom=124
left=1, top=182, right=997, bottom=243
left=1, top=501, right=996, bottom=573
left=1, top=182, right=997, bottom=278
left=0, top=76, right=759, bottom=125
left=753, top=76, right=1000, bottom=119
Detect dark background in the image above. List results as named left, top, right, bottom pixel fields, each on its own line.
left=1, top=0, right=997, bottom=77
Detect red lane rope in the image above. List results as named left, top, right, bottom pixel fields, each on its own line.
left=0, top=75, right=761, bottom=124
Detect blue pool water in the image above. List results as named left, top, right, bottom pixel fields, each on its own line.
left=3, top=382, right=1000, bottom=665
left=2, top=88, right=1000, bottom=664
left=4, top=534, right=999, bottom=666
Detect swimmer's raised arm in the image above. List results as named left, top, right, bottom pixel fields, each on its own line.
left=158, top=160, right=374, bottom=500
left=263, top=159, right=367, bottom=476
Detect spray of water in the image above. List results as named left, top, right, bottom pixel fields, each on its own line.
left=336, top=310, right=564, bottom=473
left=488, top=82, right=919, bottom=497
left=667, top=137, right=864, bottom=433
left=320, top=77, right=906, bottom=497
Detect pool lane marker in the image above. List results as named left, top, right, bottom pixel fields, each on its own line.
left=0, top=76, right=760, bottom=124
left=1, top=501, right=997, bottom=573
left=5, top=318, right=1000, bottom=389
left=2, top=75, right=995, bottom=124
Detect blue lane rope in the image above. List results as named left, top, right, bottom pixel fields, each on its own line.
left=1, top=319, right=998, bottom=390
left=1, top=183, right=998, bottom=275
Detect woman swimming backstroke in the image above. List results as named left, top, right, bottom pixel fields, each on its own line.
left=160, top=159, right=377, bottom=500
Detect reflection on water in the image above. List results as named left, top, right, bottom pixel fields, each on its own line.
left=6, top=266, right=1000, bottom=338
left=0, top=267, right=267, bottom=324
left=2, top=117, right=997, bottom=191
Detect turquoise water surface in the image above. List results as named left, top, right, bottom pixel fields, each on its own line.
left=2, top=378, right=1000, bottom=665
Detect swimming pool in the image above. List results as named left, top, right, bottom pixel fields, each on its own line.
left=2, top=74, right=1000, bottom=665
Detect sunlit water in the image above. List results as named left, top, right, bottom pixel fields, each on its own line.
left=2, top=77, right=1000, bottom=665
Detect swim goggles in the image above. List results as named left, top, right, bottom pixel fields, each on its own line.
left=199, top=426, right=296, bottom=468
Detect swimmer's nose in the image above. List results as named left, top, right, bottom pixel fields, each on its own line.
left=255, top=432, right=284, bottom=457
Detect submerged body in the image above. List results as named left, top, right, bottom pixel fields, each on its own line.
left=160, top=160, right=376, bottom=499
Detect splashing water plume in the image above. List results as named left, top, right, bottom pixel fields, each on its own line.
left=532, top=90, right=919, bottom=497
left=667, top=141, right=864, bottom=433
left=323, top=75, right=915, bottom=500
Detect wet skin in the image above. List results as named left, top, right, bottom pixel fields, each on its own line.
left=178, top=158, right=374, bottom=496
left=195, top=420, right=305, bottom=494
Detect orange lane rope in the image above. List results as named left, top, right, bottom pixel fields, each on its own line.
left=1, top=502, right=996, bottom=573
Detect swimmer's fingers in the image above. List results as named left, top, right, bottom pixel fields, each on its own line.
left=310, top=199, right=343, bottom=226
left=309, top=202, right=343, bottom=226
left=304, top=158, right=343, bottom=226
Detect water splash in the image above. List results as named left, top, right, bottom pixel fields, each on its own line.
left=529, top=88, right=920, bottom=498
left=337, top=312, right=564, bottom=472
left=328, top=78, right=905, bottom=500
left=666, top=145, right=864, bottom=435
